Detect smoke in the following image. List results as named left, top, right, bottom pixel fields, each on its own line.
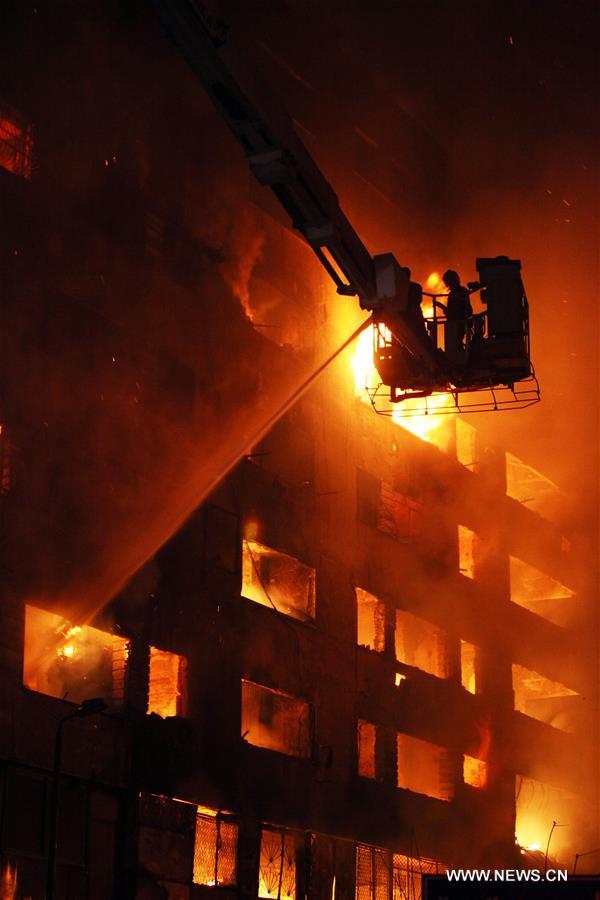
left=222, top=207, right=267, bottom=323
left=2, top=0, right=597, bottom=871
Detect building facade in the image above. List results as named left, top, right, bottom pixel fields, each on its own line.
left=0, top=2, right=594, bottom=898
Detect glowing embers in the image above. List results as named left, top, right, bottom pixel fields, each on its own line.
left=0, top=104, right=33, bottom=178
left=512, top=664, right=577, bottom=732
left=355, top=844, right=390, bottom=900
left=396, top=733, right=453, bottom=802
left=242, top=540, right=315, bottom=622
left=395, top=609, right=448, bottom=679
left=506, top=452, right=562, bottom=523
left=23, top=605, right=127, bottom=706
left=241, top=680, right=311, bottom=758
left=193, top=808, right=238, bottom=886
left=463, top=755, right=487, bottom=789
left=147, top=646, right=187, bottom=718
left=458, top=525, right=476, bottom=579
left=460, top=640, right=479, bottom=694
left=393, top=854, right=446, bottom=900
left=357, top=720, right=377, bottom=779
left=356, top=588, right=385, bottom=652
left=515, top=775, right=575, bottom=857
left=510, top=556, right=575, bottom=627
left=258, top=829, right=297, bottom=900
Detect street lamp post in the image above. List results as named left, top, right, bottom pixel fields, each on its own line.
left=45, top=697, right=107, bottom=900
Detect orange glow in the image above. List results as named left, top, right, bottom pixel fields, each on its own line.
left=0, top=861, right=17, bottom=900
left=258, top=831, right=296, bottom=900
left=424, top=270, right=446, bottom=317
left=515, top=776, right=574, bottom=859
left=458, top=525, right=476, bottom=578
left=147, top=646, right=187, bottom=718
left=23, top=605, right=128, bottom=706
left=244, top=517, right=261, bottom=541
left=350, top=323, right=449, bottom=443
left=463, top=755, right=487, bottom=789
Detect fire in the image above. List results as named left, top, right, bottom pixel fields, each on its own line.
left=424, top=270, right=446, bottom=316
left=350, top=295, right=451, bottom=444
left=23, top=605, right=128, bottom=706
left=57, top=625, right=82, bottom=659
left=0, top=862, right=17, bottom=900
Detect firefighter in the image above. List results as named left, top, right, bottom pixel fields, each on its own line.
left=401, top=267, right=428, bottom=338
left=435, top=269, right=473, bottom=354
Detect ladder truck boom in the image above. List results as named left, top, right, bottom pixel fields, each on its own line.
left=151, top=0, right=539, bottom=414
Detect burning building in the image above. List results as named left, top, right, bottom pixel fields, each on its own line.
left=0, top=1, right=598, bottom=898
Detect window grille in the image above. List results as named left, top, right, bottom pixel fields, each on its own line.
left=193, top=813, right=238, bottom=886
left=258, top=829, right=296, bottom=900
left=355, top=845, right=391, bottom=900
left=393, top=854, right=446, bottom=900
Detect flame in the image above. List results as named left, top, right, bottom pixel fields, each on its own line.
left=57, top=625, right=82, bottom=659
left=424, top=270, right=446, bottom=317
left=0, top=863, right=17, bottom=900
left=350, top=313, right=450, bottom=443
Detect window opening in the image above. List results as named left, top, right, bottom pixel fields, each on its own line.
left=463, top=755, right=487, bottom=789
left=458, top=525, right=476, bottom=578
left=512, top=664, right=577, bottom=731
left=193, top=808, right=238, bottom=886
left=397, top=733, right=453, bottom=802
left=460, top=640, right=479, bottom=694
left=355, top=844, right=391, bottom=900
left=147, top=646, right=187, bottom=718
left=23, top=604, right=128, bottom=707
left=357, top=720, right=376, bottom=779
left=258, top=829, right=296, bottom=900
left=356, top=587, right=385, bottom=652
left=395, top=610, right=448, bottom=678
left=393, top=854, right=446, bottom=900
left=241, top=680, right=311, bottom=758
left=242, top=540, right=315, bottom=622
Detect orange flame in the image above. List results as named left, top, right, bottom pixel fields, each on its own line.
left=0, top=863, right=17, bottom=900
left=350, top=273, right=453, bottom=444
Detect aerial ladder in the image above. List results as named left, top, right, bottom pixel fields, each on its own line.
left=151, top=0, right=540, bottom=415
